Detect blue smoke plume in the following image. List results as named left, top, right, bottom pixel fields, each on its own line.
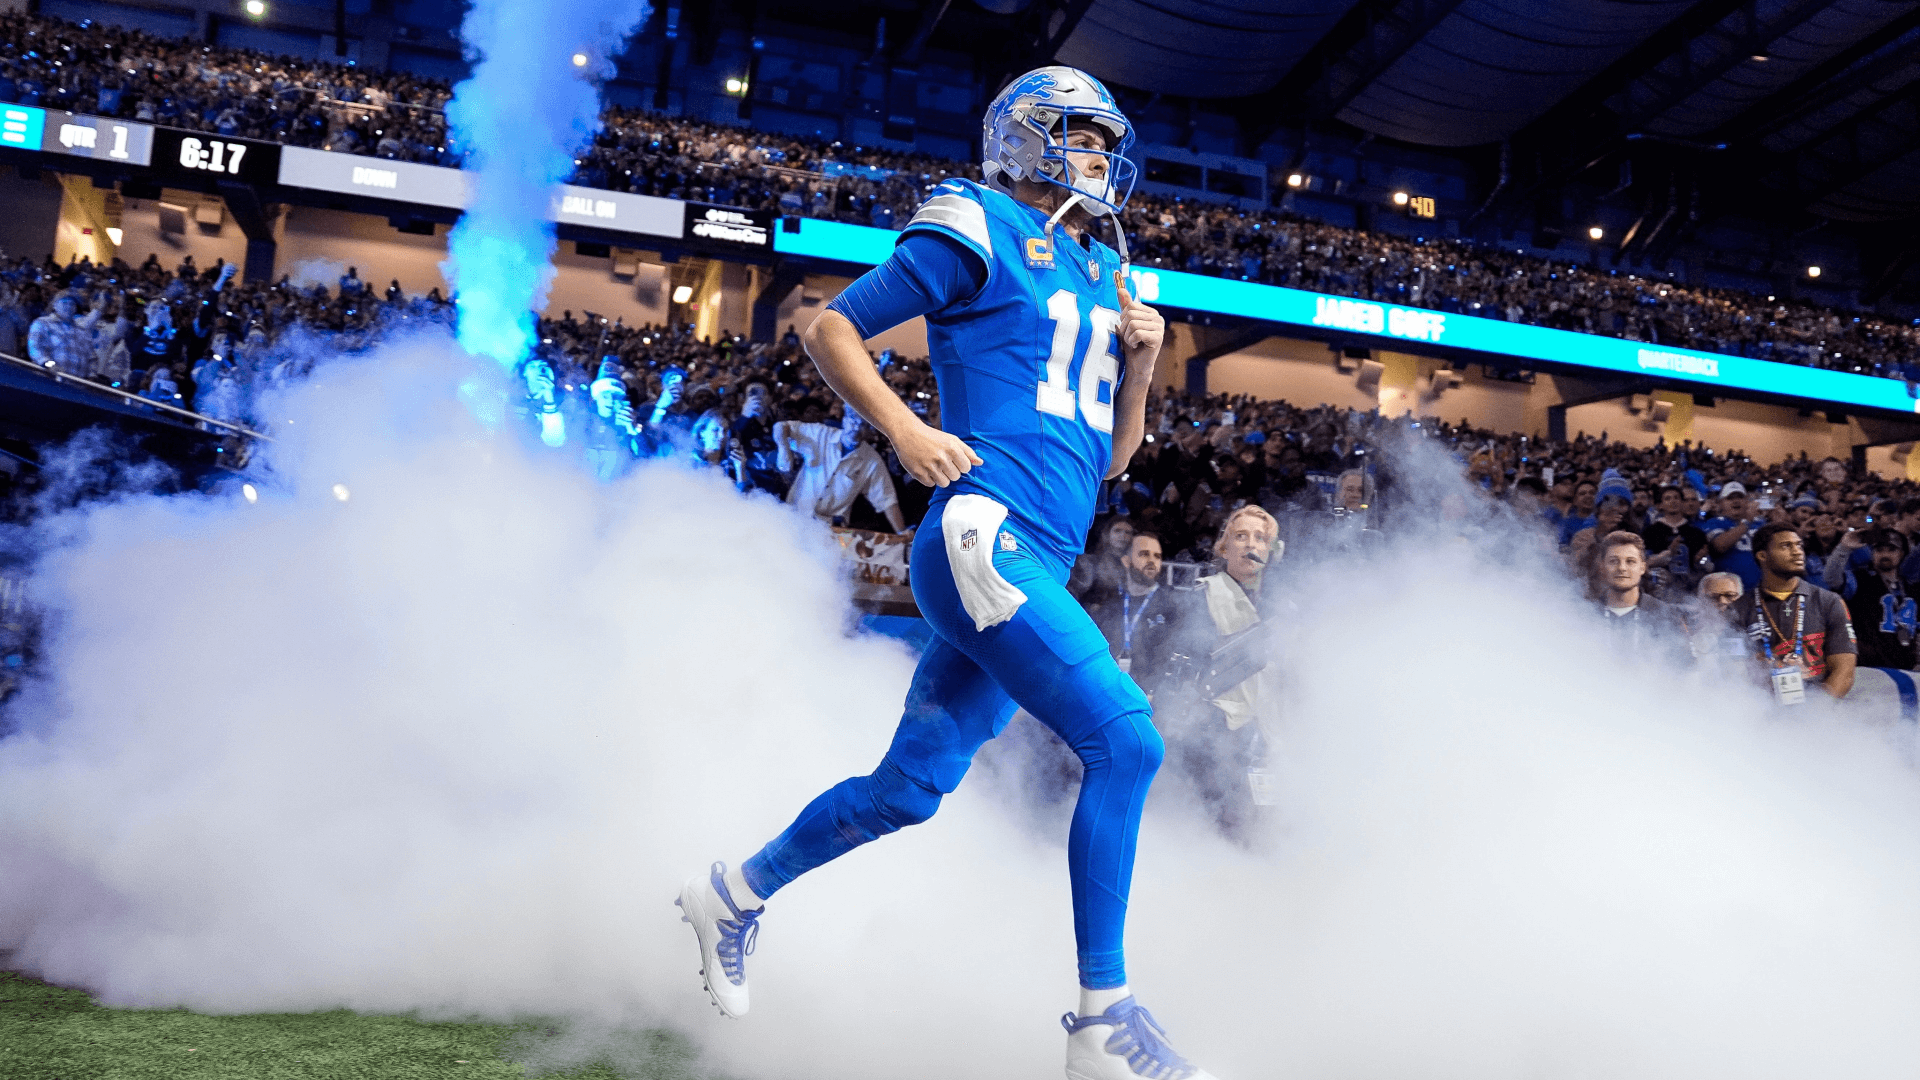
left=443, top=2, right=653, bottom=369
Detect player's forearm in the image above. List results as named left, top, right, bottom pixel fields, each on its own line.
left=1106, top=374, right=1151, bottom=479
left=802, top=310, right=925, bottom=442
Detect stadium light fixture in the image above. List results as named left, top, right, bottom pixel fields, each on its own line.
left=242, top=483, right=258, bottom=503
left=725, top=77, right=748, bottom=95
left=332, top=483, right=351, bottom=502
left=244, top=0, right=266, bottom=15
left=105, top=227, right=123, bottom=245
left=1750, top=53, right=1770, bottom=62
left=1392, top=191, right=1410, bottom=206
left=1286, top=173, right=1304, bottom=188
left=672, top=285, right=694, bottom=304
left=1807, top=265, right=1822, bottom=278
left=1588, top=225, right=1604, bottom=240
left=571, top=52, right=589, bottom=67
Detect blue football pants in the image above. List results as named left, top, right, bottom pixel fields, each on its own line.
left=741, top=506, right=1160, bottom=990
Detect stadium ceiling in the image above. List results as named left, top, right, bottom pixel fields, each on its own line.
left=1044, top=0, right=1920, bottom=225
left=771, top=0, right=1920, bottom=229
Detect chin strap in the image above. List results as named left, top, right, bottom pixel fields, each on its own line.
left=1043, top=188, right=1133, bottom=285
left=1043, top=189, right=1086, bottom=243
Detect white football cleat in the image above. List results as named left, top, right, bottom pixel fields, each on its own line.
left=1063, top=996, right=1220, bottom=1080
left=675, top=861, right=763, bottom=1018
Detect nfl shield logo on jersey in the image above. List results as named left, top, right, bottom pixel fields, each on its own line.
left=1087, top=258, right=1100, bottom=282
left=960, top=528, right=978, bottom=551
left=999, top=531, right=1017, bottom=552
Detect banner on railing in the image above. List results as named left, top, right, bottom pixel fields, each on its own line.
left=834, top=527, right=910, bottom=586
left=833, top=527, right=915, bottom=615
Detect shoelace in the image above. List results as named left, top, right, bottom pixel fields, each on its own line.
left=707, top=862, right=762, bottom=986
left=1061, top=998, right=1196, bottom=1080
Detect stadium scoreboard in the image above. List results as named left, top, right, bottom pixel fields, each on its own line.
left=0, top=104, right=154, bottom=165
left=151, top=129, right=281, bottom=185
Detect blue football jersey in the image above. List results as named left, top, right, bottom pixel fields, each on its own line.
left=902, top=178, right=1128, bottom=569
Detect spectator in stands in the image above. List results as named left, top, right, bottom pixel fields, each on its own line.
left=631, top=365, right=699, bottom=457
left=807, top=415, right=906, bottom=533
left=1565, top=480, right=1637, bottom=579
left=1705, top=482, right=1765, bottom=589
left=1593, top=530, right=1687, bottom=656
left=1821, top=528, right=1918, bottom=670
left=1085, top=530, right=1176, bottom=691
left=1643, top=484, right=1707, bottom=579
left=729, top=381, right=786, bottom=496
left=1728, top=523, right=1856, bottom=699
left=0, top=282, right=29, bottom=357
left=1543, top=478, right=1574, bottom=530
left=26, top=291, right=98, bottom=375
left=1335, top=468, right=1369, bottom=513
left=1069, top=518, right=1136, bottom=602
left=1557, top=478, right=1599, bottom=546
left=1699, top=571, right=1744, bottom=615
left=775, top=411, right=905, bottom=532
left=585, top=358, right=640, bottom=481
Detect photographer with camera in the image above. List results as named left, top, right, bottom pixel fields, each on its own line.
left=1155, top=505, right=1285, bottom=839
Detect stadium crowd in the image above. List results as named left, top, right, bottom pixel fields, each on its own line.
left=0, top=246, right=1901, bottom=762
left=6, top=242, right=1918, bottom=583
left=2, top=12, right=1917, bottom=386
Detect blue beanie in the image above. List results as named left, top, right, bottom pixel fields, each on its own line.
left=1596, top=469, right=1632, bottom=506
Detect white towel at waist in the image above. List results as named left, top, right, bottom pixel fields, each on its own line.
left=941, top=493, right=1028, bottom=632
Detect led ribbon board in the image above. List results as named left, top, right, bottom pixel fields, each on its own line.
left=771, top=217, right=1920, bottom=417
left=0, top=104, right=153, bottom=164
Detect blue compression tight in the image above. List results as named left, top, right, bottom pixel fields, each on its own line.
left=741, top=509, right=1160, bottom=989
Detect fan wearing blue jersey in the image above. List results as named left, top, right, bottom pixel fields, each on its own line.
left=675, top=66, right=1219, bottom=1080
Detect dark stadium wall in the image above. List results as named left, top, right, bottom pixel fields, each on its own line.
left=0, top=168, right=66, bottom=266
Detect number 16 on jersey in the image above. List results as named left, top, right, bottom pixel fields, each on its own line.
left=1036, top=288, right=1121, bottom=434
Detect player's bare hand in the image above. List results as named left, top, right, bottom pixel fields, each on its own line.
left=892, top=420, right=982, bottom=487
left=1114, top=273, right=1164, bottom=373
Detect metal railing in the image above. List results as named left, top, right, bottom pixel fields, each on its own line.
left=0, top=351, right=274, bottom=442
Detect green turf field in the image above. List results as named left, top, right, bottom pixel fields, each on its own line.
left=0, top=969, right=711, bottom=1080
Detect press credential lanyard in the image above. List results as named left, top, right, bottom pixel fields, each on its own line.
left=1760, top=592, right=1807, bottom=663
left=1760, top=591, right=1809, bottom=706
left=1121, top=586, right=1158, bottom=657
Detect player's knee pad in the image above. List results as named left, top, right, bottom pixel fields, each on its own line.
left=864, top=756, right=945, bottom=832
left=871, top=776, right=943, bottom=831
left=1105, top=709, right=1164, bottom=778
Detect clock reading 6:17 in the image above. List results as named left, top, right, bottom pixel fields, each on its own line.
left=176, top=136, right=247, bottom=174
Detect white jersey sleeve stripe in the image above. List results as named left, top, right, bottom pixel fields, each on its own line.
left=907, top=194, right=993, bottom=258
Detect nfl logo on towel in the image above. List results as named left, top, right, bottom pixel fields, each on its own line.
left=960, top=528, right=978, bottom=551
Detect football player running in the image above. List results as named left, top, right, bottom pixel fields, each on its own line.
left=678, top=66, right=1219, bottom=1080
